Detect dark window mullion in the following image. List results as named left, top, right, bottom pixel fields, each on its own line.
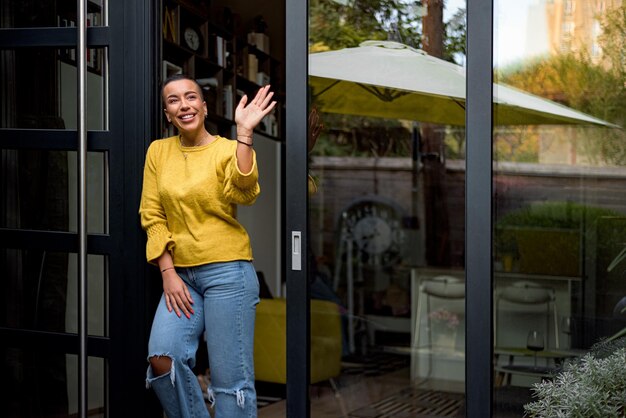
left=0, top=229, right=112, bottom=254
left=0, top=26, right=109, bottom=48
left=0, top=327, right=110, bottom=358
left=0, top=129, right=110, bottom=151
left=465, top=0, right=494, bottom=416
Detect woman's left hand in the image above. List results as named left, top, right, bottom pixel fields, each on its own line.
left=235, top=85, right=277, bottom=134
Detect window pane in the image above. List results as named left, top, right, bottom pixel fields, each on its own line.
left=0, top=150, right=108, bottom=234
left=493, top=0, right=626, bottom=416
left=306, top=1, right=467, bottom=416
left=0, top=0, right=103, bottom=28
left=0, top=47, right=108, bottom=130
left=4, top=349, right=106, bottom=417
left=0, top=249, right=108, bottom=337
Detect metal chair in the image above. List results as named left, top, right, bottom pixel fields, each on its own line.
left=411, top=275, right=465, bottom=381
left=495, top=280, right=559, bottom=350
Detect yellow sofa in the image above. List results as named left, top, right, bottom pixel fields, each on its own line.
left=254, top=298, right=343, bottom=384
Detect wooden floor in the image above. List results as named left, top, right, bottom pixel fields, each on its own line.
left=258, top=368, right=465, bottom=418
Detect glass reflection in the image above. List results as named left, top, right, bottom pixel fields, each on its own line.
left=302, top=1, right=467, bottom=416
left=0, top=0, right=103, bottom=28
left=0, top=47, right=107, bottom=130
left=0, top=250, right=108, bottom=336
left=3, top=350, right=106, bottom=418
left=493, top=0, right=626, bottom=416
left=0, top=150, right=108, bottom=234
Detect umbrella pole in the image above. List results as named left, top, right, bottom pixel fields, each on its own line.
left=412, top=122, right=421, bottom=223
left=403, top=122, right=423, bottom=267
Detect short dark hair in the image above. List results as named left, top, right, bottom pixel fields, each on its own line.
left=161, top=74, right=203, bottom=104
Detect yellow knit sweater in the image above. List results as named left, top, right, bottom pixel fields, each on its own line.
left=139, top=135, right=260, bottom=266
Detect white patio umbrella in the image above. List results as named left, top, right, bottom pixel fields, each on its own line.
left=309, top=40, right=618, bottom=127
left=312, top=41, right=619, bottom=356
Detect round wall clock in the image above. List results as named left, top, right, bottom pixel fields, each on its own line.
left=183, top=27, right=201, bottom=52
left=338, top=196, right=406, bottom=267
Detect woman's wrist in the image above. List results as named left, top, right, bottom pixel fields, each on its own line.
left=236, top=126, right=253, bottom=137
left=236, top=131, right=253, bottom=147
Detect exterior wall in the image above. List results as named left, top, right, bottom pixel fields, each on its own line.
left=311, top=156, right=626, bottom=269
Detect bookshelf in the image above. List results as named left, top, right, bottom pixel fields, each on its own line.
left=56, top=0, right=103, bottom=75
left=160, top=0, right=283, bottom=140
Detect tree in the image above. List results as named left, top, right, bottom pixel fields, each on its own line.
left=309, top=0, right=467, bottom=64
left=598, top=3, right=626, bottom=86
left=309, top=0, right=468, bottom=266
left=309, top=0, right=424, bottom=51
left=496, top=3, right=626, bottom=166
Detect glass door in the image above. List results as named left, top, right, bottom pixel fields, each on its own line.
left=0, top=1, right=157, bottom=416
left=305, top=1, right=468, bottom=416
left=491, top=0, right=626, bottom=416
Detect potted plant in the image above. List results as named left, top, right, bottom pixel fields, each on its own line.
left=524, top=337, right=626, bottom=417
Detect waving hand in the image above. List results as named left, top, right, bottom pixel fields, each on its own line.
left=235, top=85, right=277, bottom=133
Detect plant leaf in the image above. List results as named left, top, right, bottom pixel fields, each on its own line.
left=607, top=245, right=626, bottom=272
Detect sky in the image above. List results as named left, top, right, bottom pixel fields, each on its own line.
left=330, top=0, right=543, bottom=67
left=444, top=0, right=542, bottom=68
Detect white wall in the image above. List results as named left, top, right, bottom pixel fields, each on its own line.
left=237, top=133, right=283, bottom=297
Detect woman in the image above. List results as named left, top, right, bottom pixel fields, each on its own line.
left=140, top=73, right=276, bottom=418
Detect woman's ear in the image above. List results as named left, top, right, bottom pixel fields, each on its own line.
left=164, top=109, right=171, bottom=123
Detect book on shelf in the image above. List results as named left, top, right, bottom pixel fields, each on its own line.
left=235, top=89, right=245, bottom=110
left=247, top=54, right=258, bottom=82
left=86, top=12, right=101, bottom=72
left=247, top=32, right=270, bottom=54
left=261, top=113, right=278, bottom=137
left=256, top=72, right=270, bottom=86
left=197, top=78, right=219, bottom=116
left=163, top=5, right=179, bottom=44
left=162, top=60, right=183, bottom=81
left=216, top=36, right=226, bottom=67
left=223, top=84, right=233, bottom=120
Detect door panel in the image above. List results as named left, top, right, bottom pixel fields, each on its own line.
left=0, top=0, right=157, bottom=416
left=306, top=1, right=468, bottom=416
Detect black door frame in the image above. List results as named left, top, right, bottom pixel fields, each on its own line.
left=284, top=0, right=495, bottom=416
left=0, top=1, right=159, bottom=415
left=465, top=0, right=494, bottom=416
left=285, top=0, right=310, bottom=417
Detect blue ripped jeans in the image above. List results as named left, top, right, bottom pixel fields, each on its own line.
left=146, top=261, right=259, bottom=418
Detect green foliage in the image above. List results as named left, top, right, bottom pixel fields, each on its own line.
left=309, top=0, right=424, bottom=51
left=524, top=338, right=626, bottom=418
left=497, top=3, right=626, bottom=166
left=598, top=3, right=626, bottom=87
left=493, top=126, right=539, bottom=163
left=310, top=113, right=412, bottom=157
left=443, top=7, right=466, bottom=64
left=495, top=201, right=621, bottom=256
left=309, top=0, right=467, bottom=66
left=497, top=54, right=625, bottom=130
left=497, top=201, right=619, bottom=230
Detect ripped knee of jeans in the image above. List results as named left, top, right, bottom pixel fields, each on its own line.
left=206, top=387, right=216, bottom=407
left=236, top=389, right=245, bottom=408
left=145, top=354, right=175, bottom=389
left=208, top=386, right=249, bottom=409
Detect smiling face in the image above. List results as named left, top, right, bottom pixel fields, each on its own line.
left=162, top=78, right=207, bottom=136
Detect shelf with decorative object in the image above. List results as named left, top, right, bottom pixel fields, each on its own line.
left=160, top=0, right=283, bottom=140
left=56, top=0, right=103, bottom=75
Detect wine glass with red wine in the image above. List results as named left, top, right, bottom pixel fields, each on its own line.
left=527, top=330, right=544, bottom=367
